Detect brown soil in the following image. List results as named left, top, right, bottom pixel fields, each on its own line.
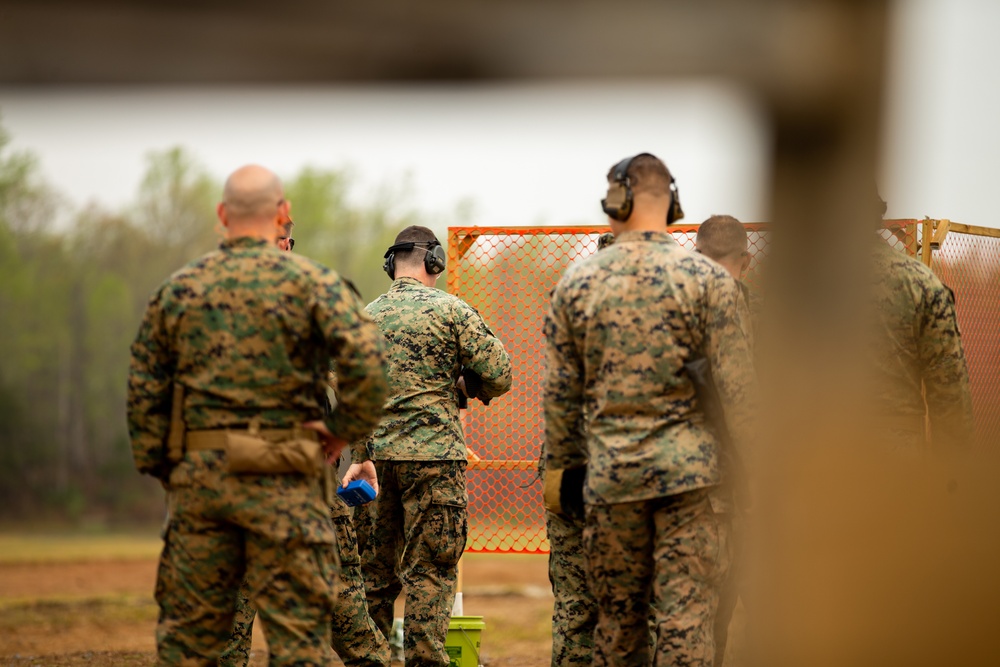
left=0, top=555, right=553, bottom=666
left=0, top=560, right=159, bottom=601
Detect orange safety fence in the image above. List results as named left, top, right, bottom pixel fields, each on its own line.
left=447, top=224, right=770, bottom=553
left=448, top=220, right=999, bottom=553
left=924, top=221, right=1000, bottom=451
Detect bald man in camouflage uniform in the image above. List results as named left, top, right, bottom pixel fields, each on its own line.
left=128, top=164, right=388, bottom=666
left=355, top=224, right=512, bottom=667
left=545, top=154, right=755, bottom=667
left=219, top=233, right=390, bottom=667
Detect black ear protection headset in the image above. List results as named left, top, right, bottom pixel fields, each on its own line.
left=382, top=240, right=447, bottom=280
left=601, top=153, right=684, bottom=224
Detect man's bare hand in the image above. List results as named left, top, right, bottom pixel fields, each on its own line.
left=341, top=460, right=379, bottom=495
left=303, top=420, right=347, bottom=463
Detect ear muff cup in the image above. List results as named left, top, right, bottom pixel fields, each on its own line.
left=667, top=177, right=684, bottom=225
left=424, top=243, right=446, bottom=275
left=382, top=252, right=396, bottom=280
left=601, top=155, right=637, bottom=222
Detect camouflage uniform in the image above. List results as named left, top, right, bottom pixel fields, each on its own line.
left=361, top=276, right=512, bottom=667
left=128, top=237, right=388, bottom=666
left=711, top=280, right=760, bottom=667
left=541, top=235, right=610, bottom=667
left=544, top=230, right=755, bottom=667
left=218, top=585, right=254, bottom=667
left=218, top=305, right=389, bottom=667
left=218, top=496, right=390, bottom=667
left=544, top=507, right=596, bottom=667
left=869, top=240, right=973, bottom=449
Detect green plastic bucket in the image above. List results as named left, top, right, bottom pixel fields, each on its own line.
left=445, top=615, right=485, bottom=667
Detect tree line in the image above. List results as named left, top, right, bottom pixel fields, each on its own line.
left=0, top=123, right=464, bottom=524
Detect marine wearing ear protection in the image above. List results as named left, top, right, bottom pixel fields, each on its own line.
left=601, top=153, right=684, bottom=224
left=383, top=240, right=447, bottom=280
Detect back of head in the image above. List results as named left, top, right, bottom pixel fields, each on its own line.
left=696, top=215, right=748, bottom=262
left=606, top=153, right=673, bottom=198
left=222, top=165, right=283, bottom=224
left=392, top=225, right=440, bottom=268
left=603, top=153, right=684, bottom=224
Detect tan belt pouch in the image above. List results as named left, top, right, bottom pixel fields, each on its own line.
left=543, top=468, right=564, bottom=515
left=187, top=422, right=323, bottom=476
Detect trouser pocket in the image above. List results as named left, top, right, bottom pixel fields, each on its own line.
left=421, top=482, right=468, bottom=568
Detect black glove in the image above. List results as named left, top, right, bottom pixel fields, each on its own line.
left=560, top=466, right=586, bottom=521
left=458, top=367, right=493, bottom=407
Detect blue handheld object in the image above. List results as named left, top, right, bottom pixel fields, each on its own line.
left=337, top=479, right=377, bottom=506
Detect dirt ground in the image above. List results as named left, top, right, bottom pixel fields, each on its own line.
left=0, top=554, right=553, bottom=666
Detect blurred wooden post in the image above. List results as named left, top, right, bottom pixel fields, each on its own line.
left=922, top=219, right=934, bottom=266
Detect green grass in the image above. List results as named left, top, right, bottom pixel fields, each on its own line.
left=0, top=533, right=162, bottom=564
left=0, top=596, right=158, bottom=627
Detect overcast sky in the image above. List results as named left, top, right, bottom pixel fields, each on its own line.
left=0, top=0, right=997, bottom=230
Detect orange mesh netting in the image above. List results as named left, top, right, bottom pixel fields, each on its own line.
left=449, top=220, right=997, bottom=553
left=447, top=224, right=770, bottom=553
left=927, top=222, right=1000, bottom=450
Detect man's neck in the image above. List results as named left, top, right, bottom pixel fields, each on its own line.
left=395, top=270, right=435, bottom=288
left=226, top=221, right=276, bottom=244
left=614, top=215, right=668, bottom=236
left=720, top=261, right=743, bottom=281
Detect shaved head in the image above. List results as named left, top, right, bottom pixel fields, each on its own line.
left=222, top=165, right=283, bottom=222
left=606, top=153, right=673, bottom=197
left=696, top=215, right=750, bottom=280
left=696, top=215, right=747, bottom=262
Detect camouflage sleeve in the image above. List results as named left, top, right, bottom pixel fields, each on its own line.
left=543, top=285, right=588, bottom=471
left=313, top=277, right=389, bottom=445
left=126, top=289, right=175, bottom=480
left=454, top=300, right=513, bottom=399
left=703, top=273, right=757, bottom=464
left=920, top=284, right=973, bottom=450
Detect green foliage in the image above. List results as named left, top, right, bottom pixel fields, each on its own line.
left=0, top=122, right=471, bottom=524
left=284, top=167, right=433, bottom=302
left=0, top=134, right=222, bottom=522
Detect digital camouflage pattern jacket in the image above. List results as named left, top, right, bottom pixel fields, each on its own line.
left=544, top=230, right=755, bottom=505
left=363, top=277, right=512, bottom=461
left=869, top=239, right=973, bottom=449
left=128, top=237, right=389, bottom=480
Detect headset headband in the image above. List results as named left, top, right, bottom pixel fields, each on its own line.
left=383, top=240, right=440, bottom=259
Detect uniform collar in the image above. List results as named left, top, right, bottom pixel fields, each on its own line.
left=390, top=276, right=425, bottom=291
left=612, top=230, right=678, bottom=245
left=220, top=237, right=270, bottom=251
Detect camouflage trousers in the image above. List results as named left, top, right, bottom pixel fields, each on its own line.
left=218, top=498, right=390, bottom=667
left=713, top=511, right=741, bottom=667
left=585, top=489, right=721, bottom=667
left=157, top=453, right=337, bottom=666
left=545, top=509, right=597, bottom=667
left=362, top=460, right=468, bottom=667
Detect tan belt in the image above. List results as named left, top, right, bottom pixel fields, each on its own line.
left=186, top=428, right=318, bottom=451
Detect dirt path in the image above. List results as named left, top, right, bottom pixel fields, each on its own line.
left=0, top=555, right=553, bottom=666
left=0, top=555, right=547, bottom=601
